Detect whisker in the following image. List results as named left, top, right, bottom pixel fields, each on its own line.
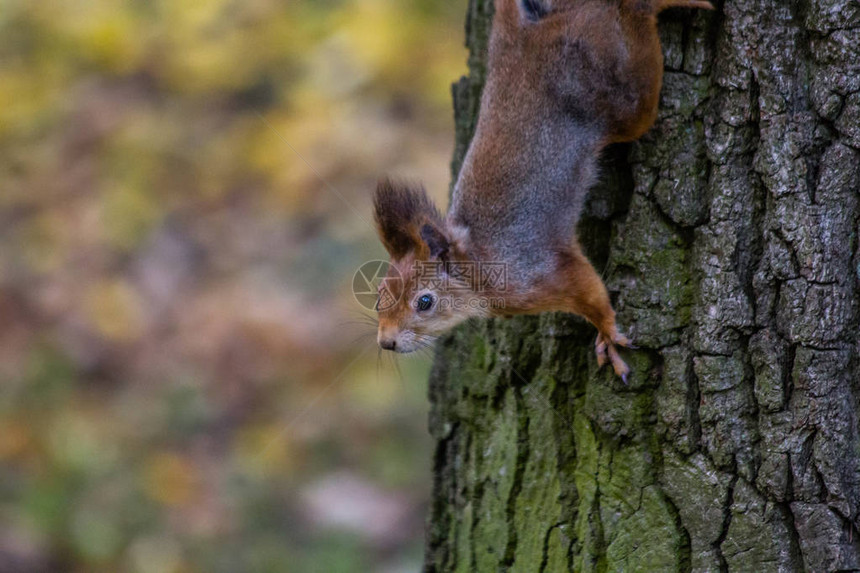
left=389, top=352, right=405, bottom=386
left=337, top=308, right=379, bottom=327
left=348, top=332, right=378, bottom=348
left=414, top=334, right=439, bottom=351
left=339, top=317, right=378, bottom=325
left=416, top=347, right=436, bottom=362
left=337, top=320, right=379, bottom=331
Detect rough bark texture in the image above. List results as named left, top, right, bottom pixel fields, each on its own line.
left=425, top=1, right=860, bottom=571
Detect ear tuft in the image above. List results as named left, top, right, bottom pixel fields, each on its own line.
left=373, top=179, right=444, bottom=259
left=521, top=0, right=549, bottom=20
left=420, top=224, right=450, bottom=260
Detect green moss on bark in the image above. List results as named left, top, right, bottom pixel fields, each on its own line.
left=425, top=1, right=860, bottom=571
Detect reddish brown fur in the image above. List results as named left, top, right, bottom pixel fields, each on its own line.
left=372, top=0, right=713, bottom=377
left=373, top=180, right=445, bottom=260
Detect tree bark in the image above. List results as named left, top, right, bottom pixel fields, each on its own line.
left=425, top=1, right=860, bottom=571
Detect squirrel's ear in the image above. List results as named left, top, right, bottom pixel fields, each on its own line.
left=496, top=0, right=550, bottom=26
left=420, top=223, right=450, bottom=261
left=519, top=0, right=550, bottom=20
left=373, top=179, right=443, bottom=259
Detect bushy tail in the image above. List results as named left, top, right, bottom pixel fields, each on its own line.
left=657, top=0, right=715, bottom=12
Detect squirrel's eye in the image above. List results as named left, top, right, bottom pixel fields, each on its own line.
left=416, top=294, right=434, bottom=312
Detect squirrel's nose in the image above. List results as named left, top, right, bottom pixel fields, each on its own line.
left=379, top=339, right=396, bottom=351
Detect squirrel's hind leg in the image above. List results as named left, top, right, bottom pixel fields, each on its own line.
left=607, top=0, right=711, bottom=143
left=553, top=248, right=632, bottom=380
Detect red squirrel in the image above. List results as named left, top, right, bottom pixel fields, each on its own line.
left=372, top=0, right=713, bottom=380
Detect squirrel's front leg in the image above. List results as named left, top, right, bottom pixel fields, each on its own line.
left=556, top=248, right=632, bottom=380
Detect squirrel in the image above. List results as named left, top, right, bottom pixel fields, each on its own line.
left=372, top=0, right=713, bottom=381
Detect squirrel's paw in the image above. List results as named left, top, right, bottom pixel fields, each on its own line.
left=595, top=332, right=632, bottom=383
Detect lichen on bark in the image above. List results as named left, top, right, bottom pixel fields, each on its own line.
left=425, top=0, right=860, bottom=571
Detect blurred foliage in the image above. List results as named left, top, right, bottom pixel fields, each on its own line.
left=0, top=0, right=466, bottom=571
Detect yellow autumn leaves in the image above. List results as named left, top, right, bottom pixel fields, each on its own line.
left=0, top=0, right=463, bottom=570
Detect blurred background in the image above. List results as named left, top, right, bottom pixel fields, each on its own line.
left=0, top=0, right=466, bottom=571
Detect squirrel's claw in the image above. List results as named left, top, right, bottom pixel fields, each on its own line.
left=595, top=332, right=632, bottom=381
left=613, top=333, right=632, bottom=348
left=606, top=341, right=630, bottom=379
left=595, top=338, right=609, bottom=368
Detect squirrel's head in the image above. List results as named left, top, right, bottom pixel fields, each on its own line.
left=372, top=179, right=486, bottom=353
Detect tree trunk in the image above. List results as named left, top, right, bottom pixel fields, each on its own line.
left=425, top=1, right=860, bottom=571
